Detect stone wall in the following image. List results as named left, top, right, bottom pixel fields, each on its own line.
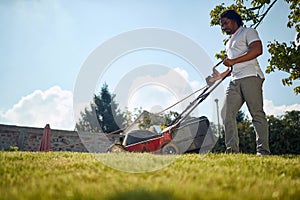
left=0, top=124, right=117, bottom=152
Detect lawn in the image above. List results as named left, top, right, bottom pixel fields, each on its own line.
left=0, top=151, right=299, bottom=200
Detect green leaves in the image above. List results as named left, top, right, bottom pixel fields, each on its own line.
left=268, top=111, right=300, bottom=154
left=209, top=3, right=226, bottom=26
left=286, top=0, right=300, bottom=28
left=266, top=40, right=300, bottom=94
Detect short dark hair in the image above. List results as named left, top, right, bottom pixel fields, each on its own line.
left=220, top=10, right=243, bottom=27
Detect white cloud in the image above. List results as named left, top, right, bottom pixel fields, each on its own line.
left=126, top=85, right=179, bottom=113
left=0, top=86, right=75, bottom=130
left=263, top=99, right=300, bottom=116
left=174, top=67, right=200, bottom=90
left=119, top=67, right=202, bottom=114
left=242, top=99, right=300, bottom=118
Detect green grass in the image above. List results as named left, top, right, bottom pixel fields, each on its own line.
left=0, top=152, right=299, bottom=200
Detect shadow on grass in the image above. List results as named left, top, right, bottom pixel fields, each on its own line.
left=106, top=188, right=176, bottom=200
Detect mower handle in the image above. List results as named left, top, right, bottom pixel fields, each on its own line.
left=212, top=59, right=224, bottom=69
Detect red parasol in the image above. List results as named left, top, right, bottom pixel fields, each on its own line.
left=39, top=124, right=51, bottom=151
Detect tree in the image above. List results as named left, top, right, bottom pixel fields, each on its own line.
left=210, top=0, right=300, bottom=94
left=76, top=83, right=125, bottom=134
left=268, top=110, right=300, bottom=154
left=94, top=84, right=125, bottom=134
left=75, top=106, right=101, bottom=132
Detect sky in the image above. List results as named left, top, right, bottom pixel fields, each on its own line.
left=0, top=0, right=299, bottom=130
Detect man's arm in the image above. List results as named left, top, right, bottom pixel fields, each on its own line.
left=223, top=40, right=263, bottom=67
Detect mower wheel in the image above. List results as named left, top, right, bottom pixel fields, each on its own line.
left=109, top=144, right=125, bottom=153
left=161, top=143, right=179, bottom=154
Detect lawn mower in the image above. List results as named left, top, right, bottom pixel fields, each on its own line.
left=108, top=61, right=230, bottom=154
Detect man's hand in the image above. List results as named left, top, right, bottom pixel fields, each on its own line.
left=212, top=68, right=221, bottom=80
left=206, top=67, right=232, bottom=86
left=223, top=58, right=235, bottom=67
left=206, top=68, right=222, bottom=86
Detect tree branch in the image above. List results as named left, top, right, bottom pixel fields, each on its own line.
left=251, top=0, right=278, bottom=29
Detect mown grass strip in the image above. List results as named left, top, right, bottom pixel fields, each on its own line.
left=0, top=152, right=299, bottom=200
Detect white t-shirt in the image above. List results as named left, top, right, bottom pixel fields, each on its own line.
left=226, top=26, right=265, bottom=80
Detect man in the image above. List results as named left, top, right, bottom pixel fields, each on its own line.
left=210, top=10, right=270, bottom=155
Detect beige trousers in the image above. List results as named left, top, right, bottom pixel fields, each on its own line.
left=221, top=76, right=270, bottom=155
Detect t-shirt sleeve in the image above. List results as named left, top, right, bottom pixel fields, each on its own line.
left=246, top=28, right=261, bottom=45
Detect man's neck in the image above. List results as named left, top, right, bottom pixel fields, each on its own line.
left=231, top=26, right=241, bottom=35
